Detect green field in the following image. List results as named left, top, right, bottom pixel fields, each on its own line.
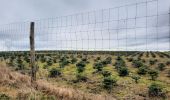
left=0, top=51, right=170, bottom=100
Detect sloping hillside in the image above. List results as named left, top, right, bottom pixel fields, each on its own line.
left=0, top=63, right=115, bottom=100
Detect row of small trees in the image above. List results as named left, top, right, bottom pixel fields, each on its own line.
left=1, top=52, right=170, bottom=98
left=115, top=56, right=129, bottom=76
left=132, top=59, right=159, bottom=80
left=3, top=53, right=170, bottom=81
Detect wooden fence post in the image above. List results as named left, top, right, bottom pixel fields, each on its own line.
left=30, top=22, right=36, bottom=83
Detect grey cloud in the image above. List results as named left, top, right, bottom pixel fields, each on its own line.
left=0, top=0, right=170, bottom=51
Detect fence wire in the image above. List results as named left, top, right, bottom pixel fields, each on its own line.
left=0, top=0, right=170, bottom=52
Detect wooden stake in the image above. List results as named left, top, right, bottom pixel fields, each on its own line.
left=30, top=22, right=36, bottom=82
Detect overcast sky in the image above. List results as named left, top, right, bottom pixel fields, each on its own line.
left=0, top=0, right=170, bottom=51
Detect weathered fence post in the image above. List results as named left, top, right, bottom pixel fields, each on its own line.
left=30, top=22, right=36, bottom=83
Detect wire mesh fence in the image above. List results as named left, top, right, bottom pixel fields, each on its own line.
left=0, top=0, right=169, bottom=52
left=0, top=0, right=170, bottom=98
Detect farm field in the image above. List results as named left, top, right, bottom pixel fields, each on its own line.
left=1, top=0, right=170, bottom=99
left=0, top=51, right=170, bottom=100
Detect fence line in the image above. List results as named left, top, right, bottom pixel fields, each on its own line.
left=0, top=0, right=169, bottom=52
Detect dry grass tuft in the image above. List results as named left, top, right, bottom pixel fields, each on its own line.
left=35, top=80, right=115, bottom=100
left=0, top=63, right=115, bottom=100
left=0, top=63, right=31, bottom=88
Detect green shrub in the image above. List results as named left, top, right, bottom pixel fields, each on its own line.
left=137, top=66, right=148, bottom=75
left=148, top=70, right=159, bottom=80
left=81, top=58, right=87, bottom=62
left=93, top=62, right=103, bottom=72
left=150, top=52, right=156, bottom=58
left=80, top=57, right=89, bottom=64
left=157, top=63, right=165, bottom=71
left=96, top=57, right=101, bottom=60
left=102, top=76, right=117, bottom=92
left=49, top=68, right=61, bottom=77
left=131, top=75, right=140, bottom=83
left=76, top=66, right=85, bottom=73
left=71, top=58, right=77, bottom=64
left=24, top=56, right=30, bottom=63
left=47, top=59, right=53, bottom=66
left=148, top=83, right=166, bottom=97
left=76, top=61, right=86, bottom=73
left=116, top=56, right=121, bottom=60
left=114, top=57, right=125, bottom=70
left=127, top=57, right=133, bottom=62
left=132, top=60, right=143, bottom=68
left=149, top=60, right=156, bottom=65
left=59, top=57, right=69, bottom=68
left=105, top=57, right=112, bottom=64
left=53, top=58, right=57, bottom=63
left=59, top=59, right=69, bottom=68
left=102, top=57, right=112, bottom=65
left=118, top=67, right=129, bottom=76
